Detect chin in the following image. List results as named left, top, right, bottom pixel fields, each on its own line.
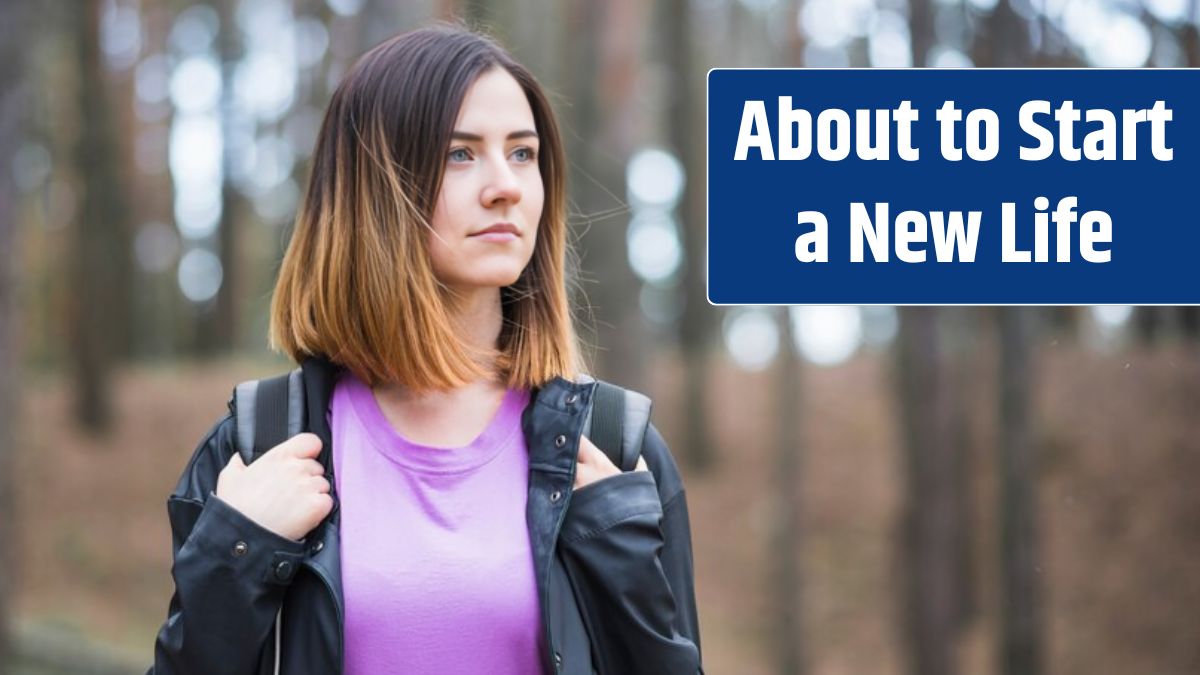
left=454, top=265, right=526, bottom=289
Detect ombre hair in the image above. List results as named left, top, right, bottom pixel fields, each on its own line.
left=269, top=24, right=581, bottom=391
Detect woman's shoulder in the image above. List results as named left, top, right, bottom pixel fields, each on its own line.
left=170, top=409, right=239, bottom=505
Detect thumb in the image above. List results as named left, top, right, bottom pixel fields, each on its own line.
left=576, top=436, right=596, bottom=463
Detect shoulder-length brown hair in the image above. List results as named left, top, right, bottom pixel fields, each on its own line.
left=269, top=24, right=581, bottom=391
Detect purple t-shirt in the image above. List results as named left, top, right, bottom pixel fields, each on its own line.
left=330, top=372, right=545, bottom=674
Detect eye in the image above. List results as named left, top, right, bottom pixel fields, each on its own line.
left=512, top=146, right=537, bottom=162
left=448, top=147, right=472, bottom=162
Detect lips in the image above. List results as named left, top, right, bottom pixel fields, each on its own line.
left=470, top=222, right=519, bottom=237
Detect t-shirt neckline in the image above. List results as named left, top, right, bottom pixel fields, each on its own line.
left=341, top=372, right=529, bottom=475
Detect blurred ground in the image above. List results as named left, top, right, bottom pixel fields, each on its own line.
left=12, top=346, right=1200, bottom=674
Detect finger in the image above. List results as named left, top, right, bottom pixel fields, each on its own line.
left=302, top=458, right=326, bottom=476
left=573, top=464, right=591, bottom=490
left=587, top=443, right=617, bottom=471
left=579, top=436, right=610, bottom=464
left=279, top=433, right=323, bottom=458
left=576, top=436, right=593, bottom=463
left=311, top=475, right=331, bottom=494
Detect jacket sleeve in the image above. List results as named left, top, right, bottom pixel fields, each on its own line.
left=147, top=414, right=309, bottom=675
left=558, top=423, right=704, bottom=674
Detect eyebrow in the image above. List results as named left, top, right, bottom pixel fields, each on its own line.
left=450, top=130, right=539, bottom=142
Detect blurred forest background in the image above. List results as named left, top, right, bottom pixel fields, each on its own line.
left=1, top=0, right=1198, bottom=673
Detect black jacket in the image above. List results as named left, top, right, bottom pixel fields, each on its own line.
left=148, top=357, right=704, bottom=674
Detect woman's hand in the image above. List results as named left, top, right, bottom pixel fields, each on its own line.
left=215, top=433, right=334, bottom=541
left=574, top=435, right=649, bottom=491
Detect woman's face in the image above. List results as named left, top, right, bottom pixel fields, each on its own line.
left=428, top=67, right=543, bottom=292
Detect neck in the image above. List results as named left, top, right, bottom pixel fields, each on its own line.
left=371, top=285, right=507, bottom=409
left=449, top=285, right=504, bottom=358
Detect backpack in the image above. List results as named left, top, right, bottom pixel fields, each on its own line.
left=231, top=368, right=651, bottom=474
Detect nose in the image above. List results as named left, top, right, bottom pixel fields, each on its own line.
left=480, top=154, right=522, bottom=208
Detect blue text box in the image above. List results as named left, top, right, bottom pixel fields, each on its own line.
left=706, top=69, right=1200, bottom=304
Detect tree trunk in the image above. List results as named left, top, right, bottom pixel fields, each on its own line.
left=769, top=8, right=807, bottom=672
left=971, top=0, right=1033, bottom=68
left=896, top=307, right=959, bottom=675
left=213, top=0, right=245, bottom=355
left=1184, top=0, right=1199, bottom=69
left=70, top=0, right=132, bottom=432
left=909, top=0, right=934, bottom=67
left=943, top=308, right=978, bottom=629
left=0, top=0, right=31, bottom=663
left=1047, top=307, right=1082, bottom=341
left=997, top=307, right=1043, bottom=675
left=772, top=308, right=805, bottom=674
left=1179, top=307, right=1200, bottom=342
left=899, top=3, right=963, bottom=673
left=662, top=0, right=717, bottom=469
left=563, top=0, right=647, bottom=389
left=1133, top=306, right=1168, bottom=346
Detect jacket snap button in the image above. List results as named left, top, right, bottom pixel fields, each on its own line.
left=554, top=434, right=567, bottom=448
left=565, top=393, right=578, bottom=405
left=274, top=560, right=293, bottom=581
left=232, top=541, right=248, bottom=557
left=311, top=540, right=324, bottom=554
left=550, top=490, right=562, bottom=503
left=554, top=651, right=563, bottom=668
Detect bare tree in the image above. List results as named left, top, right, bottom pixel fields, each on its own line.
left=1183, top=0, right=1199, bottom=68
left=662, top=0, right=720, bottom=469
left=69, top=0, right=134, bottom=431
left=561, top=0, right=649, bottom=389
left=970, top=0, right=1033, bottom=68
left=895, top=308, right=961, bottom=675
left=1046, top=307, right=1083, bottom=340
left=204, top=0, right=247, bottom=356
left=965, top=7, right=1048, bottom=674
left=997, top=308, right=1043, bottom=675
left=772, top=311, right=805, bottom=675
left=943, top=309, right=979, bottom=630
left=1180, top=307, right=1200, bottom=342
left=767, top=5, right=808, bottom=672
left=0, top=0, right=31, bottom=662
left=892, top=3, right=972, bottom=674
left=909, top=0, right=934, bottom=67
left=1132, top=307, right=1184, bottom=346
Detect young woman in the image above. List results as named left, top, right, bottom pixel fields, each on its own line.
left=148, top=24, right=702, bottom=675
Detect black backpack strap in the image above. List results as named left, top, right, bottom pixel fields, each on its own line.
left=229, top=367, right=308, bottom=675
left=588, top=380, right=652, bottom=472
left=589, top=382, right=625, bottom=469
left=232, top=368, right=307, bottom=464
